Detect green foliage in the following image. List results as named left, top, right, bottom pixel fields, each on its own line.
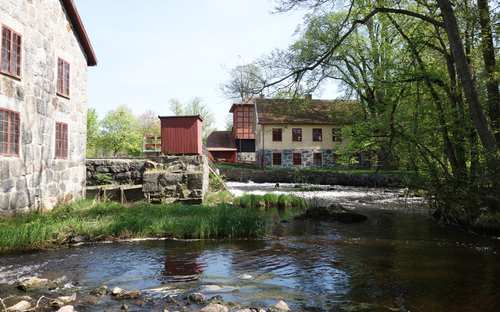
left=100, top=105, right=142, bottom=156
left=168, top=97, right=215, bottom=141
left=234, top=194, right=307, bottom=211
left=94, top=173, right=113, bottom=185
left=0, top=200, right=269, bottom=253
left=86, top=108, right=100, bottom=158
left=258, top=0, right=500, bottom=225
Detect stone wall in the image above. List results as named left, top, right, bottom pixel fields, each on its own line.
left=86, top=159, right=148, bottom=186
left=0, top=1, right=89, bottom=214
left=257, top=149, right=336, bottom=168
left=220, top=166, right=404, bottom=188
left=237, top=152, right=256, bottom=163
left=86, top=156, right=209, bottom=203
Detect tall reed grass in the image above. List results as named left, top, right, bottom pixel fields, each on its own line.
left=0, top=200, right=267, bottom=253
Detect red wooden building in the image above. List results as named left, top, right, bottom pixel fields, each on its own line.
left=159, top=115, right=203, bottom=155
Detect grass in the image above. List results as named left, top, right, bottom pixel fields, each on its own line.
left=0, top=200, right=270, bottom=253
left=234, top=193, right=307, bottom=210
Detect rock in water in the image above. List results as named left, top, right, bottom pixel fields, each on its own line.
left=50, top=294, right=77, bottom=308
left=111, top=287, right=141, bottom=299
left=297, top=204, right=367, bottom=223
left=56, top=306, right=75, bottom=312
left=6, top=300, right=32, bottom=312
left=90, top=285, right=109, bottom=296
left=16, top=276, right=56, bottom=291
left=188, top=292, right=206, bottom=304
left=273, top=300, right=290, bottom=311
left=200, top=303, right=229, bottom=312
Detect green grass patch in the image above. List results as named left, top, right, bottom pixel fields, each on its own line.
left=234, top=194, right=307, bottom=210
left=0, top=200, right=269, bottom=253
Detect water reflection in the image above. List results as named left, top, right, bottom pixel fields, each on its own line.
left=162, top=241, right=203, bottom=282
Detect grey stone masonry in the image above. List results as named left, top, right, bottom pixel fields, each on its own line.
left=237, top=152, right=256, bottom=163
left=257, top=149, right=337, bottom=168
left=86, top=156, right=210, bottom=203
left=0, top=1, right=91, bottom=214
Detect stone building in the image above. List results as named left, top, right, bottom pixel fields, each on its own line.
left=207, top=95, right=359, bottom=168
left=0, top=0, right=97, bottom=213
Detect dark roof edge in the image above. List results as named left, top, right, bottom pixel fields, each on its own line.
left=61, top=0, right=97, bottom=66
left=158, top=115, right=204, bottom=121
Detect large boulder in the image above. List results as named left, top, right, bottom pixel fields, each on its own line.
left=16, top=276, right=57, bottom=291
left=297, top=204, right=367, bottom=223
left=6, top=300, right=32, bottom=312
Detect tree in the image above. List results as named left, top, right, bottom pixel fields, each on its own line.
left=100, top=105, right=142, bottom=157
left=137, top=110, right=160, bottom=137
left=221, top=63, right=266, bottom=101
left=262, top=0, right=500, bottom=224
left=168, top=97, right=215, bottom=141
left=86, top=108, right=100, bottom=158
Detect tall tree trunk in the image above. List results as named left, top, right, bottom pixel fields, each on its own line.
left=477, top=0, right=500, bottom=144
left=437, top=0, right=498, bottom=155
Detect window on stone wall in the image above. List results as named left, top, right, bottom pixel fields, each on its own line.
left=292, top=128, right=302, bottom=142
left=332, top=128, right=342, bottom=142
left=313, top=128, right=323, bottom=141
left=1, top=26, right=22, bottom=78
left=55, top=122, right=68, bottom=159
left=272, top=152, right=282, bottom=166
left=57, top=58, right=70, bottom=98
left=0, top=108, right=20, bottom=156
left=293, top=153, right=302, bottom=166
left=272, top=128, right=282, bottom=142
left=313, top=152, right=323, bottom=166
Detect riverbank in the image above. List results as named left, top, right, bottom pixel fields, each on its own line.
left=0, top=195, right=308, bottom=254
left=217, top=163, right=421, bottom=188
left=0, top=200, right=267, bottom=253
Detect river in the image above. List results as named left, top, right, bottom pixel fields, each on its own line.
left=1, top=183, right=499, bottom=311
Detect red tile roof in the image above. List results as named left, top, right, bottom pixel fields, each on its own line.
left=61, top=0, right=97, bottom=66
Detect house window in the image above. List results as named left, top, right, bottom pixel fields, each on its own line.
left=292, top=128, right=302, bottom=142
left=293, top=152, right=302, bottom=166
left=332, top=128, right=342, bottom=142
left=313, top=128, right=323, bottom=142
left=1, top=26, right=22, bottom=78
left=0, top=108, right=20, bottom=156
left=313, top=152, right=323, bottom=166
left=272, top=128, right=282, bottom=142
left=55, top=122, right=68, bottom=159
left=57, top=58, right=70, bottom=97
left=272, top=152, right=282, bottom=166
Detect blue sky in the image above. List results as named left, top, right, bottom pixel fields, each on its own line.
left=75, top=0, right=339, bottom=129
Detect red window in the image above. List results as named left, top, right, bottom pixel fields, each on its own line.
left=1, top=26, right=22, bottom=78
left=293, top=153, right=302, bottom=166
left=332, top=128, right=342, bottom=142
left=272, top=128, right=282, bottom=142
left=313, top=128, right=323, bottom=142
left=57, top=58, right=70, bottom=97
left=272, top=152, right=282, bottom=166
left=0, top=108, right=20, bottom=156
left=313, top=152, right=323, bottom=166
left=55, top=122, right=68, bottom=159
left=292, top=128, right=302, bottom=142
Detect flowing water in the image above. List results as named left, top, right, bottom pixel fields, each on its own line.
left=1, top=183, right=499, bottom=311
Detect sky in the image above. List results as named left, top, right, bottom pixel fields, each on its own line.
left=75, top=0, right=339, bottom=129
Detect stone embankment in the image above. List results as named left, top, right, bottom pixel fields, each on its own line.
left=219, top=166, right=405, bottom=187
left=86, top=156, right=209, bottom=203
